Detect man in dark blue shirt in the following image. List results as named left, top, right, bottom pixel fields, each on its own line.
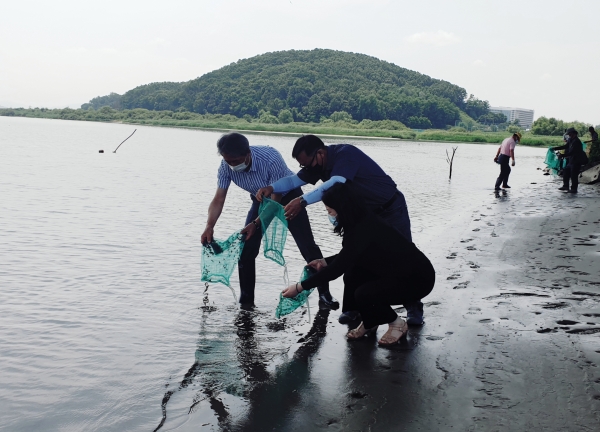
left=256, top=135, right=423, bottom=326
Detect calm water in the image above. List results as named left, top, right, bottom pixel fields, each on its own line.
left=0, top=116, right=546, bottom=431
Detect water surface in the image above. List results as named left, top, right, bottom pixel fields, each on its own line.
left=0, top=117, right=546, bottom=431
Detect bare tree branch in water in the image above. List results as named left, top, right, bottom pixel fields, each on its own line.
left=113, top=129, right=136, bottom=153
left=446, top=146, right=458, bottom=179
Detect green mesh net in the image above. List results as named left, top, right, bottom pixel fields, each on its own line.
left=201, top=230, right=245, bottom=288
left=275, top=266, right=316, bottom=319
left=544, top=148, right=562, bottom=175
left=259, top=198, right=288, bottom=266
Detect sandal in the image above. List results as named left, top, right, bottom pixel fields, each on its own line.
left=346, top=322, right=378, bottom=340
left=378, top=317, right=408, bottom=346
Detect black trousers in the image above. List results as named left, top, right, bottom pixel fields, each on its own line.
left=341, top=257, right=435, bottom=329
left=238, top=188, right=328, bottom=304
left=494, top=154, right=511, bottom=189
left=563, top=163, right=581, bottom=192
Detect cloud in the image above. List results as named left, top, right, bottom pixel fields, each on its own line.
left=540, top=73, right=552, bottom=81
left=473, top=59, right=484, bottom=66
left=405, top=30, right=460, bottom=46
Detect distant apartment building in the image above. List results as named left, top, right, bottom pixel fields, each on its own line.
left=490, top=106, right=535, bottom=129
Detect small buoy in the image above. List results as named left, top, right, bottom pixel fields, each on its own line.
left=99, top=150, right=104, bottom=153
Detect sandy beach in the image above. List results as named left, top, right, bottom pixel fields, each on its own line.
left=220, top=175, right=600, bottom=432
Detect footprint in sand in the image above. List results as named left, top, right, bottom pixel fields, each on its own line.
left=460, top=238, right=474, bottom=243
left=447, top=273, right=461, bottom=280
left=453, top=281, right=470, bottom=290
left=466, top=246, right=476, bottom=251
left=472, top=228, right=480, bottom=232
left=446, top=252, right=458, bottom=259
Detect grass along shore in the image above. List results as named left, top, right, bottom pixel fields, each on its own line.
left=0, top=107, right=564, bottom=146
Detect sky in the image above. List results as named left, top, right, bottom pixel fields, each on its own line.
left=1, top=0, right=598, bottom=123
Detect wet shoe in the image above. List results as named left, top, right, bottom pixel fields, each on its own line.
left=405, top=301, right=424, bottom=326
left=347, top=322, right=378, bottom=340
left=338, top=310, right=361, bottom=324
left=502, top=185, right=511, bottom=189
left=494, top=187, right=501, bottom=191
left=378, top=317, right=408, bottom=346
left=558, top=186, right=569, bottom=191
left=318, top=292, right=340, bottom=310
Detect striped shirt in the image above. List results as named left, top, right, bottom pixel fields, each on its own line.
left=217, top=146, right=294, bottom=196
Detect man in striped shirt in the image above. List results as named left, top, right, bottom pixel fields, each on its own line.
left=201, top=133, right=338, bottom=309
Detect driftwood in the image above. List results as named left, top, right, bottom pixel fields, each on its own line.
left=113, top=129, right=137, bottom=153
left=446, top=146, right=458, bottom=179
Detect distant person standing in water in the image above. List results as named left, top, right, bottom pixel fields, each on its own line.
left=201, top=133, right=339, bottom=309
left=493, top=132, right=521, bottom=190
left=256, top=134, right=425, bottom=327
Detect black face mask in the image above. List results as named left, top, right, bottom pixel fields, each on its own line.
left=303, top=151, right=324, bottom=172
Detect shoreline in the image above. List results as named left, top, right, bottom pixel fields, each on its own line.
left=0, top=112, right=558, bottom=147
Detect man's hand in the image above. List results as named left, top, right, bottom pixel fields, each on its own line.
left=201, top=226, right=214, bottom=244
left=493, top=156, right=498, bottom=163
left=282, top=283, right=303, bottom=298
left=256, top=186, right=274, bottom=202
left=307, top=258, right=327, bottom=271
left=284, top=197, right=303, bottom=220
left=241, top=220, right=258, bottom=241
left=511, top=160, right=516, bottom=167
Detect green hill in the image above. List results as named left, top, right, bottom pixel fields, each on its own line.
left=84, top=49, right=493, bottom=129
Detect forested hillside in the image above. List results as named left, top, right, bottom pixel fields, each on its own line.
left=83, top=49, right=494, bottom=129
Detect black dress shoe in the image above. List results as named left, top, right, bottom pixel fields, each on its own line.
left=318, top=292, right=340, bottom=310
left=338, top=310, right=361, bottom=324
left=558, top=186, right=569, bottom=191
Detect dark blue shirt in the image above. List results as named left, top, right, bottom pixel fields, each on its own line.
left=297, top=144, right=398, bottom=209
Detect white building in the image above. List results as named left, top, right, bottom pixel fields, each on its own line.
left=490, top=106, right=535, bottom=129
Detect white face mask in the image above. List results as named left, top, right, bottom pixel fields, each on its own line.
left=228, top=155, right=249, bottom=172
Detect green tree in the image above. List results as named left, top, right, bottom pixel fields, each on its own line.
left=277, top=109, right=293, bottom=124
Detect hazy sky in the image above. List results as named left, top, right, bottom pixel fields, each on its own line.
left=1, top=0, right=598, bottom=123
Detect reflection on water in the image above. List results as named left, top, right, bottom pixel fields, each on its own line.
left=0, top=116, right=547, bottom=431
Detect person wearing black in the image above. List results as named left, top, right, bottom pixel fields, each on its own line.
left=281, top=183, right=435, bottom=346
left=584, top=126, right=599, bottom=164
left=551, top=127, right=588, bottom=194
left=256, top=135, right=425, bottom=326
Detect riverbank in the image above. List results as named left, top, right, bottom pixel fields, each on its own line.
left=0, top=108, right=563, bottom=146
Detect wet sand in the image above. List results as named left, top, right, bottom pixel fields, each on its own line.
left=178, top=177, right=600, bottom=432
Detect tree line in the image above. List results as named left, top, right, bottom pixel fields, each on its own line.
left=79, top=49, right=502, bottom=129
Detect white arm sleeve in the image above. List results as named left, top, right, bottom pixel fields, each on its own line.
left=302, top=176, right=346, bottom=205
left=270, top=175, right=306, bottom=193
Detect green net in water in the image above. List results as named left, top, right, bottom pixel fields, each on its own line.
left=201, top=230, right=245, bottom=288
left=259, top=198, right=288, bottom=266
left=275, top=266, right=316, bottom=319
left=544, top=148, right=562, bottom=175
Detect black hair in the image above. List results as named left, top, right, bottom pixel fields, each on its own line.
left=589, top=126, right=595, bottom=131
left=322, top=182, right=369, bottom=237
left=217, top=133, right=250, bottom=157
left=292, top=135, right=325, bottom=159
